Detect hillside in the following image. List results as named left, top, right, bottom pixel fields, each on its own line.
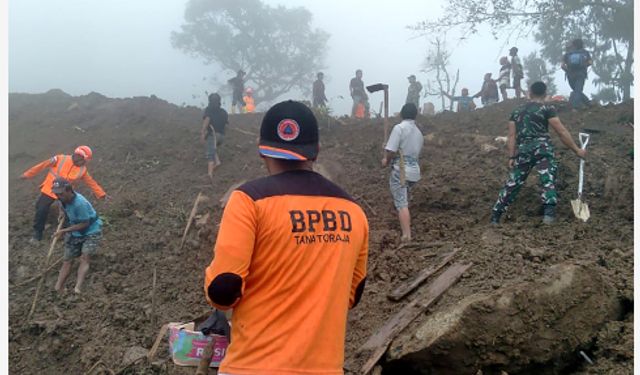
left=8, top=90, right=634, bottom=374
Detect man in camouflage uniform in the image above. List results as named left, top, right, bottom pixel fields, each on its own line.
left=491, top=81, right=587, bottom=224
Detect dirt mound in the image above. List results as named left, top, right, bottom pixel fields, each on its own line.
left=8, top=91, right=633, bottom=374
left=386, top=263, right=621, bottom=374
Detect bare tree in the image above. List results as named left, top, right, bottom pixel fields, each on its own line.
left=421, top=37, right=460, bottom=111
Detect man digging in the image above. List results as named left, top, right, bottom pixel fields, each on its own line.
left=490, top=82, right=587, bottom=224
left=51, top=178, right=103, bottom=294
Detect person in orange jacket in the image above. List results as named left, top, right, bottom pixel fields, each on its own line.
left=20, top=145, right=108, bottom=242
left=243, top=87, right=255, bottom=113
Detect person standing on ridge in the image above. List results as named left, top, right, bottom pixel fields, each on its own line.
left=20, top=145, right=107, bottom=243
left=562, top=38, right=592, bottom=109
left=312, top=72, right=328, bottom=109
left=204, top=100, right=369, bottom=375
left=228, top=70, right=246, bottom=114
left=350, top=69, right=370, bottom=118
left=474, top=73, right=500, bottom=106
left=201, top=93, right=229, bottom=184
left=498, top=56, right=511, bottom=101
left=510, top=47, right=524, bottom=99
left=490, top=82, right=587, bottom=225
left=406, top=74, right=423, bottom=109
left=243, top=87, right=256, bottom=113
left=442, top=88, right=476, bottom=112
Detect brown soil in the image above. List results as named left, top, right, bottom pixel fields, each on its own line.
left=8, top=90, right=633, bottom=374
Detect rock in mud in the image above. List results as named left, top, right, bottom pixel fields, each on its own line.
left=385, top=263, right=620, bottom=374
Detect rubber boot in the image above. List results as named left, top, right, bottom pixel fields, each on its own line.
left=542, top=205, right=556, bottom=224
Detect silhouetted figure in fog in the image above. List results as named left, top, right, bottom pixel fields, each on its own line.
left=312, top=72, right=328, bottom=108
left=474, top=73, right=500, bottom=106
left=498, top=56, right=511, bottom=101
left=406, top=75, right=423, bottom=109
left=201, top=93, right=228, bottom=184
left=350, top=69, right=369, bottom=118
left=562, top=38, right=592, bottom=109
left=228, top=70, right=246, bottom=114
left=510, top=47, right=524, bottom=98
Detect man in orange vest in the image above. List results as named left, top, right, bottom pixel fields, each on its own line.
left=20, top=145, right=108, bottom=242
left=243, top=87, right=256, bottom=113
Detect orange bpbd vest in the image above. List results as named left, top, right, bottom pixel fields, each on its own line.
left=41, top=155, right=87, bottom=197
left=355, top=103, right=365, bottom=118
left=243, top=96, right=255, bottom=113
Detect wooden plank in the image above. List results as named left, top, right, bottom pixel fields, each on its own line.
left=355, top=262, right=472, bottom=375
left=28, top=215, right=65, bottom=321
left=147, top=323, right=169, bottom=361
left=387, top=249, right=459, bottom=302
left=179, top=192, right=204, bottom=251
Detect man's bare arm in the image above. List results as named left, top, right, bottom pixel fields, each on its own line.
left=549, top=117, right=586, bottom=158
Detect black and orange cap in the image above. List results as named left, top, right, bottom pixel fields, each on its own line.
left=259, top=100, right=319, bottom=161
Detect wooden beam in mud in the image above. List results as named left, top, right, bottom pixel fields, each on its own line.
left=179, top=192, right=205, bottom=251
left=387, top=248, right=459, bottom=302
left=352, top=262, right=472, bottom=375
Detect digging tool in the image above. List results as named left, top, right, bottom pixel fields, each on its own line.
left=179, top=192, right=207, bottom=251
left=366, top=83, right=389, bottom=145
left=28, top=210, right=65, bottom=321
left=195, top=338, right=216, bottom=375
left=571, top=132, right=590, bottom=222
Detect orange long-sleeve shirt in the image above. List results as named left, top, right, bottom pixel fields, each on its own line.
left=204, top=170, right=368, bottom=375
left=22, top=154, right=106, bottom=199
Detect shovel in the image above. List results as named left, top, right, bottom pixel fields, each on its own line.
left=571, top=132, right=590, bottom=222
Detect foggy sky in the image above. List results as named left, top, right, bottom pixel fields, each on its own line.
left=10, top=0, right=598, bottom=115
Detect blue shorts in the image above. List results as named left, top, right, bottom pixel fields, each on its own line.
left=389, top=169, right=416, bottom=210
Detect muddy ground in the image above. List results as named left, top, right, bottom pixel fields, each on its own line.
left=8, top=90, right=634, bottom=374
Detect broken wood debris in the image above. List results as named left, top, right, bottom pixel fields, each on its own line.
left=179, top=192, right=208, bottom=251
left=387, top=248, right=459, bottom=301
left=350, top=262, right=472, bottom=375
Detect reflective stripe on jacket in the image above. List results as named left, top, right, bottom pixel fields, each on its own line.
left=22, top=154, right=106, bottom=199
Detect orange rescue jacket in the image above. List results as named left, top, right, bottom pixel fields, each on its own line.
left=204, top=171, right=368, bottom=375
left=243, top=96, right=255, bottom=113
left=22, top=154, right=106, bottom=199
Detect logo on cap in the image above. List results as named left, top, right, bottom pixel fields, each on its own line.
left=277, top=119, right=300, bottom=141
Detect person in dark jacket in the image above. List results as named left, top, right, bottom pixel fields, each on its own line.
left=561, top=39, right=592, bottom=109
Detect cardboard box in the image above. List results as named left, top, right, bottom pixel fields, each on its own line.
left=168, top=322, right=229, bottom=367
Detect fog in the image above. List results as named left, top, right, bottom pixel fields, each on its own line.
left=10, top=0, right=594, bottom=115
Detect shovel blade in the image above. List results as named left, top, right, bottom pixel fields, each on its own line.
left=571, top=199, right=591, bottom=222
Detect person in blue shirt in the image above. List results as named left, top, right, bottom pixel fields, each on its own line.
left=51, top=178, right=103, bottom=294
left=442, top=88, right=477, bottom=112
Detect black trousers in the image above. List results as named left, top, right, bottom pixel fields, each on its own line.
left=33, top=193, right=56, bottom=240
left=567, top=72, right=590, bottom=108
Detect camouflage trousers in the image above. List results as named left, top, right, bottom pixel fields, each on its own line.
left=492, top=140, right=558, bottom=214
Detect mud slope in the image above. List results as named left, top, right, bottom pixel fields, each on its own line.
left=8, top=90, right=633, bottom=374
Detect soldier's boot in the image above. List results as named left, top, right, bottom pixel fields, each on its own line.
left=542, top=204, right=556, bottom=224
left=490, top=210, right=502, bottom=225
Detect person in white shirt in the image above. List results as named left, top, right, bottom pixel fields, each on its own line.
left=382, top=103, right=424, bottom=242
